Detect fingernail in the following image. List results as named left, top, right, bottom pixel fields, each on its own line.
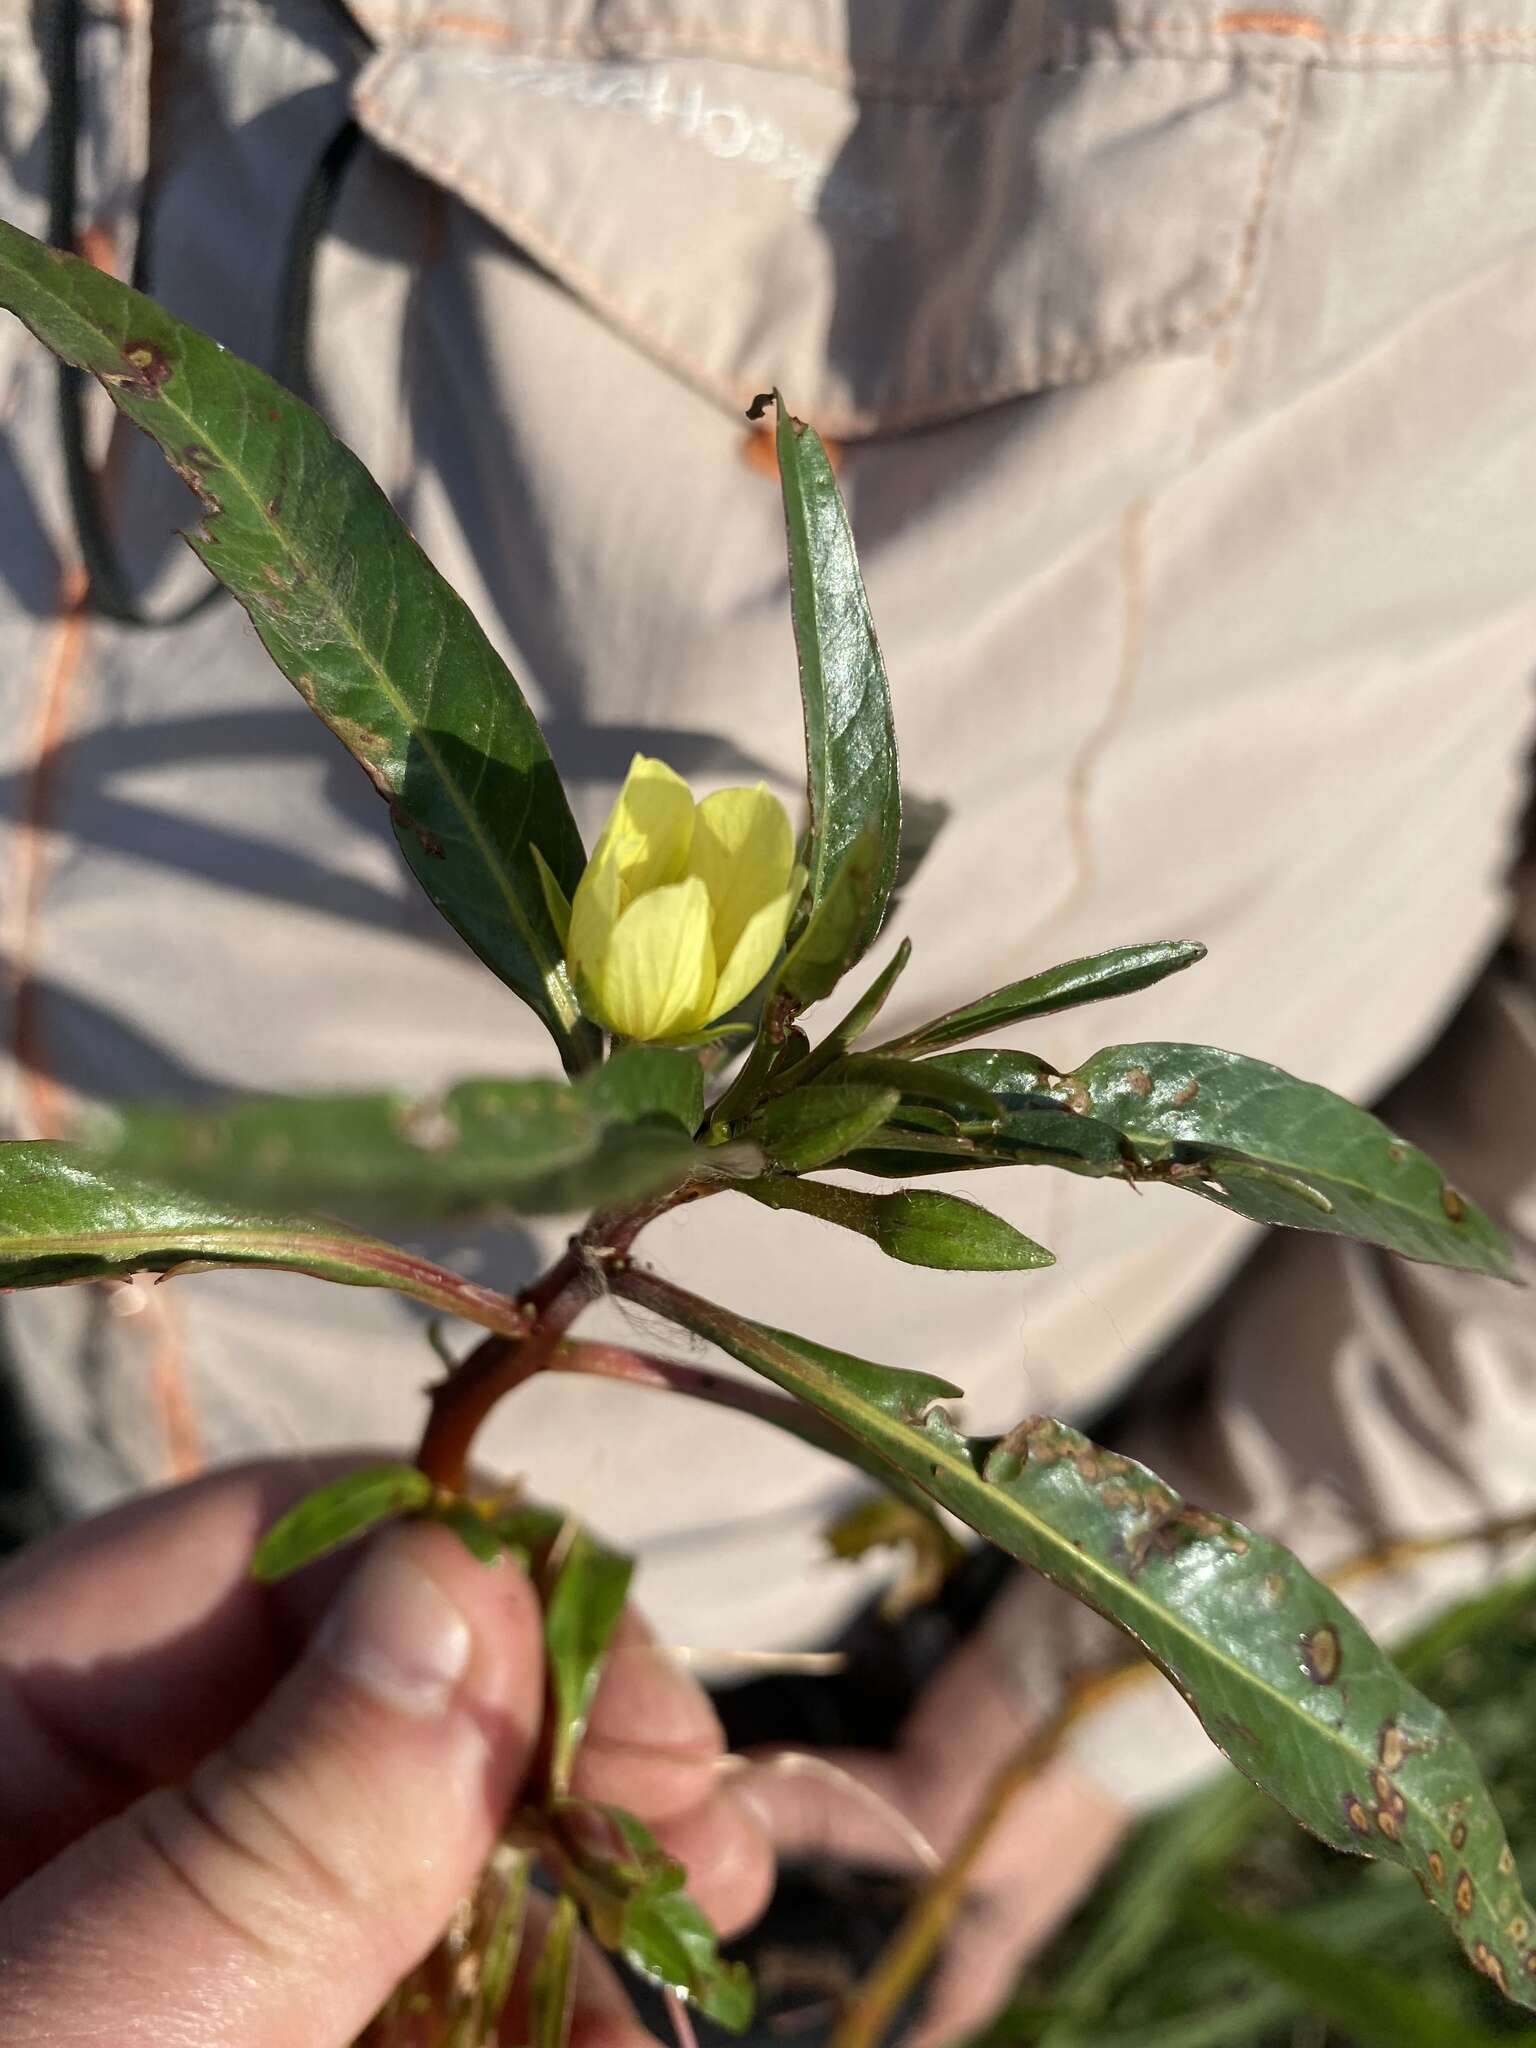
left=316, top=1536, right=473, bottom=1717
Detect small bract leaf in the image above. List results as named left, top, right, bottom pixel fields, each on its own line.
left=251, top=1465, right=433, bottom=1581
left=544, top=1526, right=635, bottom=1796
left=739, top=1177, right=1054, bottom=1272
left=750, top=1083, right=900, bottom=1172
left=544, top=1798, right=754, bottom=2031
left=529, top=1893, right=581, bottom=2048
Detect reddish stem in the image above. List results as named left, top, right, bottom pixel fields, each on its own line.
left=413, top=1181, right=713, bottom=1492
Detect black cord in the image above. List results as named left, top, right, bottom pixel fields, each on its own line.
left=278, top=117, right=362, bottom=407
left=42, top=0, right=361, bottom=627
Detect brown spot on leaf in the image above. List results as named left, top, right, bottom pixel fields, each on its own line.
left=1501, top=1845, right=1517, bottom=1877
left=1456, top=1870, right=1475, bottom=1916
left=120, top=338, right=172, bottom=394
left=390, top=802, right=446, bottom=859
left=1171, top=1078, right=1200, bottom=1105
left=1378, top=1721, right=1406, bottom=1772
left=1473, top=1943, right=1509, bottom=1994
left=1428, top=1850, right=1446, bottom=1885
left=1300, top=1626, right=1341, bottom=1684
left=1387, top=1143, right=1407, bottom=1163
left=1441, top=1184, right=1466, bottom=1222
left=1061, top=1079, right=1093, bottom=1116
left=1512, top=1916, right=1529, bottom=1943
left=1262, top=1571, right=1287, bottom=1604
left=1451, top=1820, right=1469, bottom=1851
left=1375, top=1808, right=1400, bottom=1841
left=1370, top=1769, right=1405, bottom=1818
left=1124, top=1067, right=1153, bottom=1099
left=1344, top=1797, right=1371, bottom=1837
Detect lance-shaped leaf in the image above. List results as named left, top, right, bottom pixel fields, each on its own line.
left=251, top=1464, right=434, bottom=1581
left=612, top=1267, right=1536, bottom=2011
left=749, top=1082, right=899, bottom=1172
left=765, top=390, right=900, bottom=963
left=0, top=1140, right=529, bottom=1330
left=86, top=1073, right=699, bottom=1222
left=529, top=1893, right=581, bottom=2048
left=0, top=219, right=596, bottom=1070
left=875, top=941, right=1208, bottom=1057
left=544, top=1525, right=635, bottom=1796
left=541, top=1799, right=754, bottom=2031
left=1041, top=1043, right=1512, bottom=1278
left=738, top=1176, right=1053, bottom=1272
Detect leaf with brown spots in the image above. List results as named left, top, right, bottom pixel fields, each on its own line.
left=610, top=1271, right=1536, bottom=2015
left=0, top=219, right=597, bottom=1070
left=80, top=1065, right=702, bottom=1223
left=0, top=1139, right=531, bottom=1332
left=1043, top=1042, right=1512, bottom=1278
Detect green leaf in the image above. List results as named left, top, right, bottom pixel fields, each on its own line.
left=544, top=1525, right=635, bottom=1796
left=0, top=1140, right=527, bottom=1329
left=529, top=1893, right=580, bottom=2048
left=432, top=1500, right=508, bottom=1564
left=543, top=1799, right=754, bottom=2031
left=769, top=391, right=900, bottom=964
left=774, top=825, right=886, bottom=1016
left=828, top=1053, right=1005, bottom=1131
left=1188, top=1899, right=1532, bottom=2048
left=1045, top=1043, right=1512, bottom=1277
left=585, top=1045, right=704, bottom=1134
left=250, top=1464, right=433, bottom=1581
left=0, top=219, right=597, bottom=1070
left=768, top=939, right=912, bottom=1100
left=876, top=941, right=1208, bottom=1057
left=748, top=1083, right=900, bottom=1172
left=613, top=1268, right=1536, bottom=2013
left=738, top=1177, right=1054, bottom=1272
left=87, top=1073, right=699, bottom=1222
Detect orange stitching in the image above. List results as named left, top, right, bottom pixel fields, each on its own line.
left=1216, top=9, right=1326, bottom=35
left=354, top=60, right=1287, bottom=437
left=1127, top=13, right=1536, bottom=45
left=10, top=566, right=89, bottom=1143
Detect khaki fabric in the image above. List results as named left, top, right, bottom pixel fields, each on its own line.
left=2, top=0, right=1535, bottom=1804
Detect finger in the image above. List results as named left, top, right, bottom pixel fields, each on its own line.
left=650, top=1786, right=775, bottom=1938
left=0, top=1453, right=400, bottom=1883
left=573, top=1614, right=723, bottom=1823
left=734, top=1749, right=930, bottom=1873
left=0, top=1521, right=544, bottom=2048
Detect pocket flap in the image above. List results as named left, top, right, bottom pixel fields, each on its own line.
left=352, top=29, right=1284, bottom=436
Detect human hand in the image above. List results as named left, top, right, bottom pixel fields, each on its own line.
left=742, top=1629, right=1129, bottom=2045
left=0, top=1459, right=772, bottom=2047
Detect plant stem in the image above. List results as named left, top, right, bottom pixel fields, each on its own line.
left=414, top=1181, right=711, bottom=1491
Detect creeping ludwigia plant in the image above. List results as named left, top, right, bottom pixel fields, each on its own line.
left=561, top=754, right=805, bottom=1043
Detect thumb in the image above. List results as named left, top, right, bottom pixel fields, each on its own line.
left=0, top=1521, right=545, bottom=2048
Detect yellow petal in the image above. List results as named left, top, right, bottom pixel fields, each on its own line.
left=685, top=784, right=796, bottom=966
left=590, top=754, right=696, bottom=902
left=598, top=877, right=717, bottom=1040
left=566, top=850, right=622, bottom=1013
left=708, top=863, right=807, bottom=1019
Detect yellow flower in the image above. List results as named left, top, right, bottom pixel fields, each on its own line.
left=563, top=755, right=805, bottom=1042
